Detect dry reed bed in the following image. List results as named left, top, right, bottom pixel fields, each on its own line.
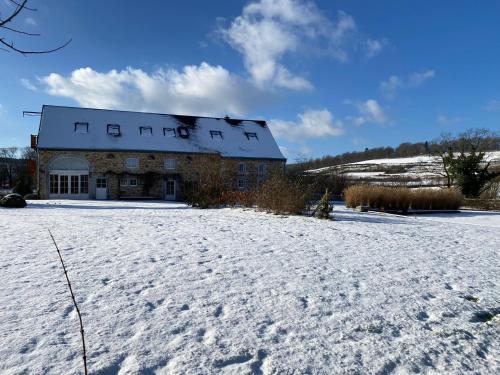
left=344, top=185, right=463, bottom=212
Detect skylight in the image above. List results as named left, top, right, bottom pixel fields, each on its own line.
left=163, top=127, right=176, bottom=137
left=177, top=126, right=190, bottom=139
left=210, top=130, right=223, bottom=140
left=140, top=126, right=153, bottom=136
left=74, top=122, right=88, bottom=134
left=107, top=124, right=121, bottom=136
left=245, top=132, right=258, bottom=141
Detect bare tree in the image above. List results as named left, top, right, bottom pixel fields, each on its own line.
left=0, top=147, right=18, bottom=187
left=430, top=133, right=455, bottom=188
left=0, top=0, right=71, bottom=55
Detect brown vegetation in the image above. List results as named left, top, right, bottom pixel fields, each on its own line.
left=255, top=176, right=309, bottom=215
left=344, top=185, right=463, bottom=212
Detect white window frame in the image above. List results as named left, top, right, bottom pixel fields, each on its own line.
left=125, top=157, right=139, bottom=169
left=165, top=159, right=176, bottom=170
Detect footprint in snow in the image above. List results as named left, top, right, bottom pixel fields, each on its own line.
left=214, top=305, right=224, bottom=318
left=417, top=311, right=429, bottom=321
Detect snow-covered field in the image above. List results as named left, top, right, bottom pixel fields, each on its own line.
left=1, top=200, right=499, bottom=374
left=307, top=151, right=500, bottom=188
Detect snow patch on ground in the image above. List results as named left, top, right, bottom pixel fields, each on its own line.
left=1, top=200, right=499, bottom=374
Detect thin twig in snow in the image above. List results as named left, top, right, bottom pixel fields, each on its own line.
left=48, top=229, right=88, bottom=375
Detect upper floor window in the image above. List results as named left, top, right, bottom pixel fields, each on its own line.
left=125, top=157, right=139, bottom=169
left=244, top=132, right=258, bottom=141
left=74, top=122, right=88, bottom=134
left=238, top=162, right=246, bottom=174
left=163, top=127, right=176, bottom=137
left=165, top=159, right=176, bottom=170
left=140, top=126, right=152, bottom=136
left=210, top=130, right=223, bottom=140
left=107, top=124, right=121, bottom=136
left=258, top=163, right=266, bottom=174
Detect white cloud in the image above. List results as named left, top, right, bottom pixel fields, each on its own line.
left=41, top=63, right=269, bottom=117
left=351, top=99, right=389, bottom=126
left=380, top=70, right=435, bottom=99
left=408, top=70, right=435, bottom=86
left=0, top=104, right=5, bottom=115
left=365, top=38, right=387, bottom=58
left=279, top=145, right=290, bottom=158
left=484, top=99, right=500, bottom=112
left=220, top=0, right=362, bottom=90
left=25, top=17, right=37, bottom=26
left=269, top=108, right=344, bottom=141
left=437, top=114, right=462, bottom=126
left=20, top=78, right=37, bottom=91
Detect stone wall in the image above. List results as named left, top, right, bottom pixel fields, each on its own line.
left=37, top=150, right=285, bottom=199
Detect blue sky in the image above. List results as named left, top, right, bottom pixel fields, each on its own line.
left=1, top=0, right=499, bottom=161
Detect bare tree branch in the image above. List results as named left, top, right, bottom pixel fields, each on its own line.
left=48, top=230, right=88, bottom=375
left=0, top=0, right=27, bottom=27
left=7, top=0, right=36, bottom=11
left=2, top=25, right=40, bottom=36
left=0, top=0, right=71, bottom=55
left=0, top=37, right=71, bottom=55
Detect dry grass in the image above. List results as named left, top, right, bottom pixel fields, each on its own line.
left=344, top=185, right=463, bottom=212
left=221, top=191, right=256, bottom=208
left=256, top=176, right=309, bottom=215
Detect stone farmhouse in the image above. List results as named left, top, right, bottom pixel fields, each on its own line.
left=32, top=105, right=286, bottom=200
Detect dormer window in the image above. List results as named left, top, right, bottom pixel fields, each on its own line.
left=140, top=126, right=152, bottom=136
left=210, top=130, right=223, bottom=140
left=163, top=127, right=176, bottom=137
left=244, top=132, right=258, bottom=141
left=74, top=122, right=88, bottom=134
left=107, top=124, right=121, bottom=136
left=177, top=126, right=189, bottom=139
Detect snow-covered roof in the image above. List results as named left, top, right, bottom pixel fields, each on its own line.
left=37, top=105, right=286, bottom=160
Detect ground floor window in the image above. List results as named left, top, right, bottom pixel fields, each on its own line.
left=237, top=178, right=246, bottom=189
left=49, top=174, right=59, bottom=194
left=71, top=176, right=79, bottom=194
left=120, top=177, right=142, bottom=186
left=60, top=175, right=69, bottom=194
left=80, top=175, right=88, bottom=193
left=49, top=171, right=89, bottom=197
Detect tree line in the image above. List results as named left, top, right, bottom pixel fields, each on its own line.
left=289, top=129, right=500, bottom=172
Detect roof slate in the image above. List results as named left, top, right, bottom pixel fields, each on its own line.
left=37, top=105, right=286, bottom=160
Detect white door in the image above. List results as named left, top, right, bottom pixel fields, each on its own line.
left=165, top=179, right=176, bottom=201
left=96, top=178, right=108, bottom=200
